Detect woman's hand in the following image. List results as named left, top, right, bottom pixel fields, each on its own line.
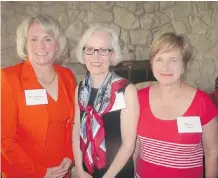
left=60, top=157, right=72, bottom=171
left=102, top=175, right=114, bottom=178
left=77, top=169, right=93, bottom=178
left=44, top=165, right=68, bottom=178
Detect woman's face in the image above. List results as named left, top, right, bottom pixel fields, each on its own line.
left=26, top=22, right=57, bottom=66
left=152, top=48, right=184, bottom=86
left=83, top=31, right=114, bottom=76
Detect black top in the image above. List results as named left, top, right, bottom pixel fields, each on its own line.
left=80, top=85, right=134, bottom=178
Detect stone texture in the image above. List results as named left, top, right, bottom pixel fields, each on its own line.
left=1, top=34, right=16, bottom=50
left=120, top=29, right=130, bottom=45
left=185, top=68, right=202, bottom=88
left=200, top=57, right=216, bottom=77
left=206, top=13, right=218, bottom=42
left=135, top=46, right=149, bottom=61
left=1, top=47, right=22, bottom=67
left=130, top=30, right=152, bottom=46
left=140, top=13, right=155, bottom=30
left=66, top=63, right=87, bottom=74
left=200, top=12, right=213, bottom=27
left=108, top=23, right=121, bottom=37
left=122, top=45, right=136, bottom=61
left=152, top=12, right=171, bottom=28
left=165, top=2, right=192, bottom=21
left=153, top=23, right=175, bottom=40
left=91, top=2, right=113, bottom=23
left=172, top=20, right=188, bottom=34
left=188, top=16, right=210, bottom=35
left=41, top=3, right=66, bottom=18
left=143, top=2, right=159, bottom=13
left=195, top=75, right=213, bottom=92
left=1, top=1, right=218, bottom=92
left=207, top=43, right=218, bottom=59
left=94, top=2, right=115, bottom=10
left=212, top=2, right=218, bottom=10
left=113, top=6, right=140, bottom=30
left=65, top=21, right=84, bottom=42
left=160, top=1, right=176, bottom=10
left=187, top=57, right=200, bottom=70
left=68, top=10, right=86, bottom=23
left=187, top=34, right=214, bottom=53
left=26, top=5, right=40, bottom=16
left=57, top=13, right=69, bottom=29
left=207, top=28, right=218, bottom=43
left=6, top=17, right=21, bottom=34
left=1, top=17, right=7, bottom=37
left=116, top=2, right=144, bottom=15
left=195, top=2, right=213, bottom=11
left=67, top=1, right=91, bottom=10
left=1, top=2, right=16, bottom=17
left=94, top=10, right=113, bottom=23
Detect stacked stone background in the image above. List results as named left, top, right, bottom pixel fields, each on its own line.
left=1, top=1, right=218, bottom=92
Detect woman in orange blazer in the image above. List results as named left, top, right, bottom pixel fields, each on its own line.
left=1, top=14, right=76, bottom=178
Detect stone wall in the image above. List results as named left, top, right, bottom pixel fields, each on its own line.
left=1, top=1, right=218, bottom=92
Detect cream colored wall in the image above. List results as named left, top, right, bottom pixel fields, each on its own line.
left=1, top=1, right=218, bottom=92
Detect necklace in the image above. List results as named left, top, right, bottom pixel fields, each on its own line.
left=37, top=73, right=57, bottom=85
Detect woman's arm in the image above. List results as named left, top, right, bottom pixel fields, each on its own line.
left=72, top=86, right=92, bottom=178
left=202, top=116, right=218, bottom=178
left=103, top=84, right=140, bottom=178
left=64, top=71, right=77, bottom=161
left=133, top=138, right=140, bottom=170
left=1, top=70, right=47, bottom=177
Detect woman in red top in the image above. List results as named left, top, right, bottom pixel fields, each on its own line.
left=134, top=32, right=218, bottom=178
left=1, top=14, right=76, bottom=178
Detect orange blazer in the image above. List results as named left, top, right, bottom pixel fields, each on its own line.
left=1, top=60, right=76, bottom=178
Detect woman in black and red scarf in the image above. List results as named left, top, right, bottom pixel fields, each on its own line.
left=72, top=25, right=139, bottom=178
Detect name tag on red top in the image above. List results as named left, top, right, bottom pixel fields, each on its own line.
left=177, top=116, right=202, bottom=133
left=25, top=89, right=48, bottom=105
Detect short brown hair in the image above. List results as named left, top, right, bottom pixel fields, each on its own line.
left=149, top=32, right=194, bottom=69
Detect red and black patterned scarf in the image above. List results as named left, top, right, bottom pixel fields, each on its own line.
left=78, top=71, right=128, bottom=173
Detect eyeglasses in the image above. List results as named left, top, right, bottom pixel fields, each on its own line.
left=83, top=47, right=113, bottom=56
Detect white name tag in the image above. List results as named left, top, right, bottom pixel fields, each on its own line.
left=177, top=116, right=202, bottom=133
left=110, top=92, right=126, bottom=112
left=25, top=89, right=48, bottom=106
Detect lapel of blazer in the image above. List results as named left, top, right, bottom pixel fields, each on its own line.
left=20, top=59, right=49, bottom=127
left=21, top=59, right=42, bottom=89
left=54, top=65, right=73, bottom=121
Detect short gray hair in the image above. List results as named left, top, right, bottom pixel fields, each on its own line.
left=16, top=14, right=68, bottom=63
left=76, top=25, right=123, bottom=66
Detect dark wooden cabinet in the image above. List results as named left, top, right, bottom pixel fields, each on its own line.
left=111, top=60, right=156, bottom=84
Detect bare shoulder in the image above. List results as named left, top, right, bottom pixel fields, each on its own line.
left=183, top=83, right=197, bottom=95
left=184, top=83, right=197, bottom=92
left=123, top=83, right=138, bottom=103
left=124, top=83, right=137, bottom=95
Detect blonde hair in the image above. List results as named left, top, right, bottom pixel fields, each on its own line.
left=149, top=32, right=194, bottom=69
left=16, top=14, right=67, bottom=63
left=76, top=25, right=123, bottom=66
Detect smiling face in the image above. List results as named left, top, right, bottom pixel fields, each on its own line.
left=152, top=48, right=184, bottom=86
left=26, top=22, right=57, bottom=66
left=84, top=31, right=114, bottom=76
